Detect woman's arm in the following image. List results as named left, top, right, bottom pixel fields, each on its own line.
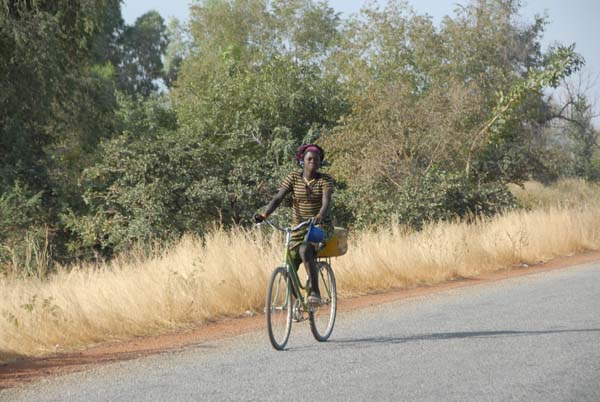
left=314, top=187, right=333, bottom=224
left=261, top=187, right=289, bottom=218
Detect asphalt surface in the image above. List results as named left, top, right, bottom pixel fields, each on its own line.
left=2, top=262, right=599, bottom=402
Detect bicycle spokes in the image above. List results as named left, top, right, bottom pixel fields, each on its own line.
left=309, top=262, right=337, bottom=342
left=266, top=267, right=293, bottom=350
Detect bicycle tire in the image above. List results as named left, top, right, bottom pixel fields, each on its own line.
left=309, top=261, right=337, bottom=342
left=265, top=266, right=293, bottom=350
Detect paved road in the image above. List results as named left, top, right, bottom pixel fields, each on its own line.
left=3, top=262, right=599, bottom=402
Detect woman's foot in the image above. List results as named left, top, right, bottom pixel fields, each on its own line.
left=307, top=291, right=321, bottom=305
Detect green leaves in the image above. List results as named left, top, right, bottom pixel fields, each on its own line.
left=116, top=11, right=169, bottom=97
left=469, top=44, right=585, bottom=183
left=336, top=169, right=518, bottom=230
left=0, top=0, right=593, bottom=268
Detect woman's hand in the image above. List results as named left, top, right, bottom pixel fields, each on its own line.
left=311, top=214, right=324, bottom=225
left=253, top=213, right=266, bottom=223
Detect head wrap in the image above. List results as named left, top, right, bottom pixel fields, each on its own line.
left=295, top=144, right=325, bottom=164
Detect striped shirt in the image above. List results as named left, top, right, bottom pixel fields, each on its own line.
left=281, top=170, right=334, bottom=226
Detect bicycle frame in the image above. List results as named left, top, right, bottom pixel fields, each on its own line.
left=260, top=219, right=332, bottom=312
left=262, top=218, right=338, bottom=348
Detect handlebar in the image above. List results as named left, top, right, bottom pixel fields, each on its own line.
left=257, top=219, right=312, bottom=233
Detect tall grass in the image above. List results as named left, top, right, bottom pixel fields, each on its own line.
left=508, top=178, right=600, bottom=209
left=1, top=179, right=600, bottom=362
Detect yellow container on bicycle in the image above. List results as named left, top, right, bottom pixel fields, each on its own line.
left=317, top=227, right=348, bottom=258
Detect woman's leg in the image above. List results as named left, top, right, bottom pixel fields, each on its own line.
left=298, top=243, right=320, bottom=299
left=288, top=247, right=302, bottom=300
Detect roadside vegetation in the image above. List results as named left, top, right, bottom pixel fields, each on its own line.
left=2, top=179, right=600, bottom=362
left=2, top=0, right=600, bottom=362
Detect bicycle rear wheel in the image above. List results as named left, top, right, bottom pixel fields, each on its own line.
left=265, top=267, right=293, bottom=350
left=309, top=261, right=337, bottom=342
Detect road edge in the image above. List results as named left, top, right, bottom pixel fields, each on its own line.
left=2, top=249, right=600, bottom=389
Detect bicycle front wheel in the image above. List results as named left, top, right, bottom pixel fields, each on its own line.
left=309, top=261, right=337, bottom=342
left=265, top=266, right=293, bottom=350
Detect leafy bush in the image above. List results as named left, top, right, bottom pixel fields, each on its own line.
left=0, top=183, right=52, bottom=276
left=335, top=169, right=518, bottom=230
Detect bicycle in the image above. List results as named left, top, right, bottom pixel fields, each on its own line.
left=259, top=219, right=338, bottom=350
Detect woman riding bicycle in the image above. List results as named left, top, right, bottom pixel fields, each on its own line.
left=254, top=144, right=334, bottom=305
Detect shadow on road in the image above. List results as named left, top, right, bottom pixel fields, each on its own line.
left=289, top=328, right=600, bottom=351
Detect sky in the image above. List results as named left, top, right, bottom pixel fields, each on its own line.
left=122, top=0, right=600, bottom=118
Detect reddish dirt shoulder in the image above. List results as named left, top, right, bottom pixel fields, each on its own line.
left=2, top=250, right=599, bottom=389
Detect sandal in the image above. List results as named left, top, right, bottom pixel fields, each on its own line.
left=307, top=292, right=321, bottom=305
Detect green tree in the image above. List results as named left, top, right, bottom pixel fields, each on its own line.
left=0, top=0, right=124, bottom=269
left=63, top=0, right=347, bottom=256
left=116, top=11, right=169, bottom=97
left=172, top=0, right=345, bottom=221
left=0, top=0, right=123, bottom=194
left=535, top=71, right=600, bottom=181
left=323, top=0, right=581, bottom=227
left=163, top=17, right=191, bottom=87
left=562, top=95, right=598, bottom=179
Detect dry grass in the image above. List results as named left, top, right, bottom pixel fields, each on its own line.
left=1, top=179, right=600, bottom=362
left=508, top=178, right=600, bottom=209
